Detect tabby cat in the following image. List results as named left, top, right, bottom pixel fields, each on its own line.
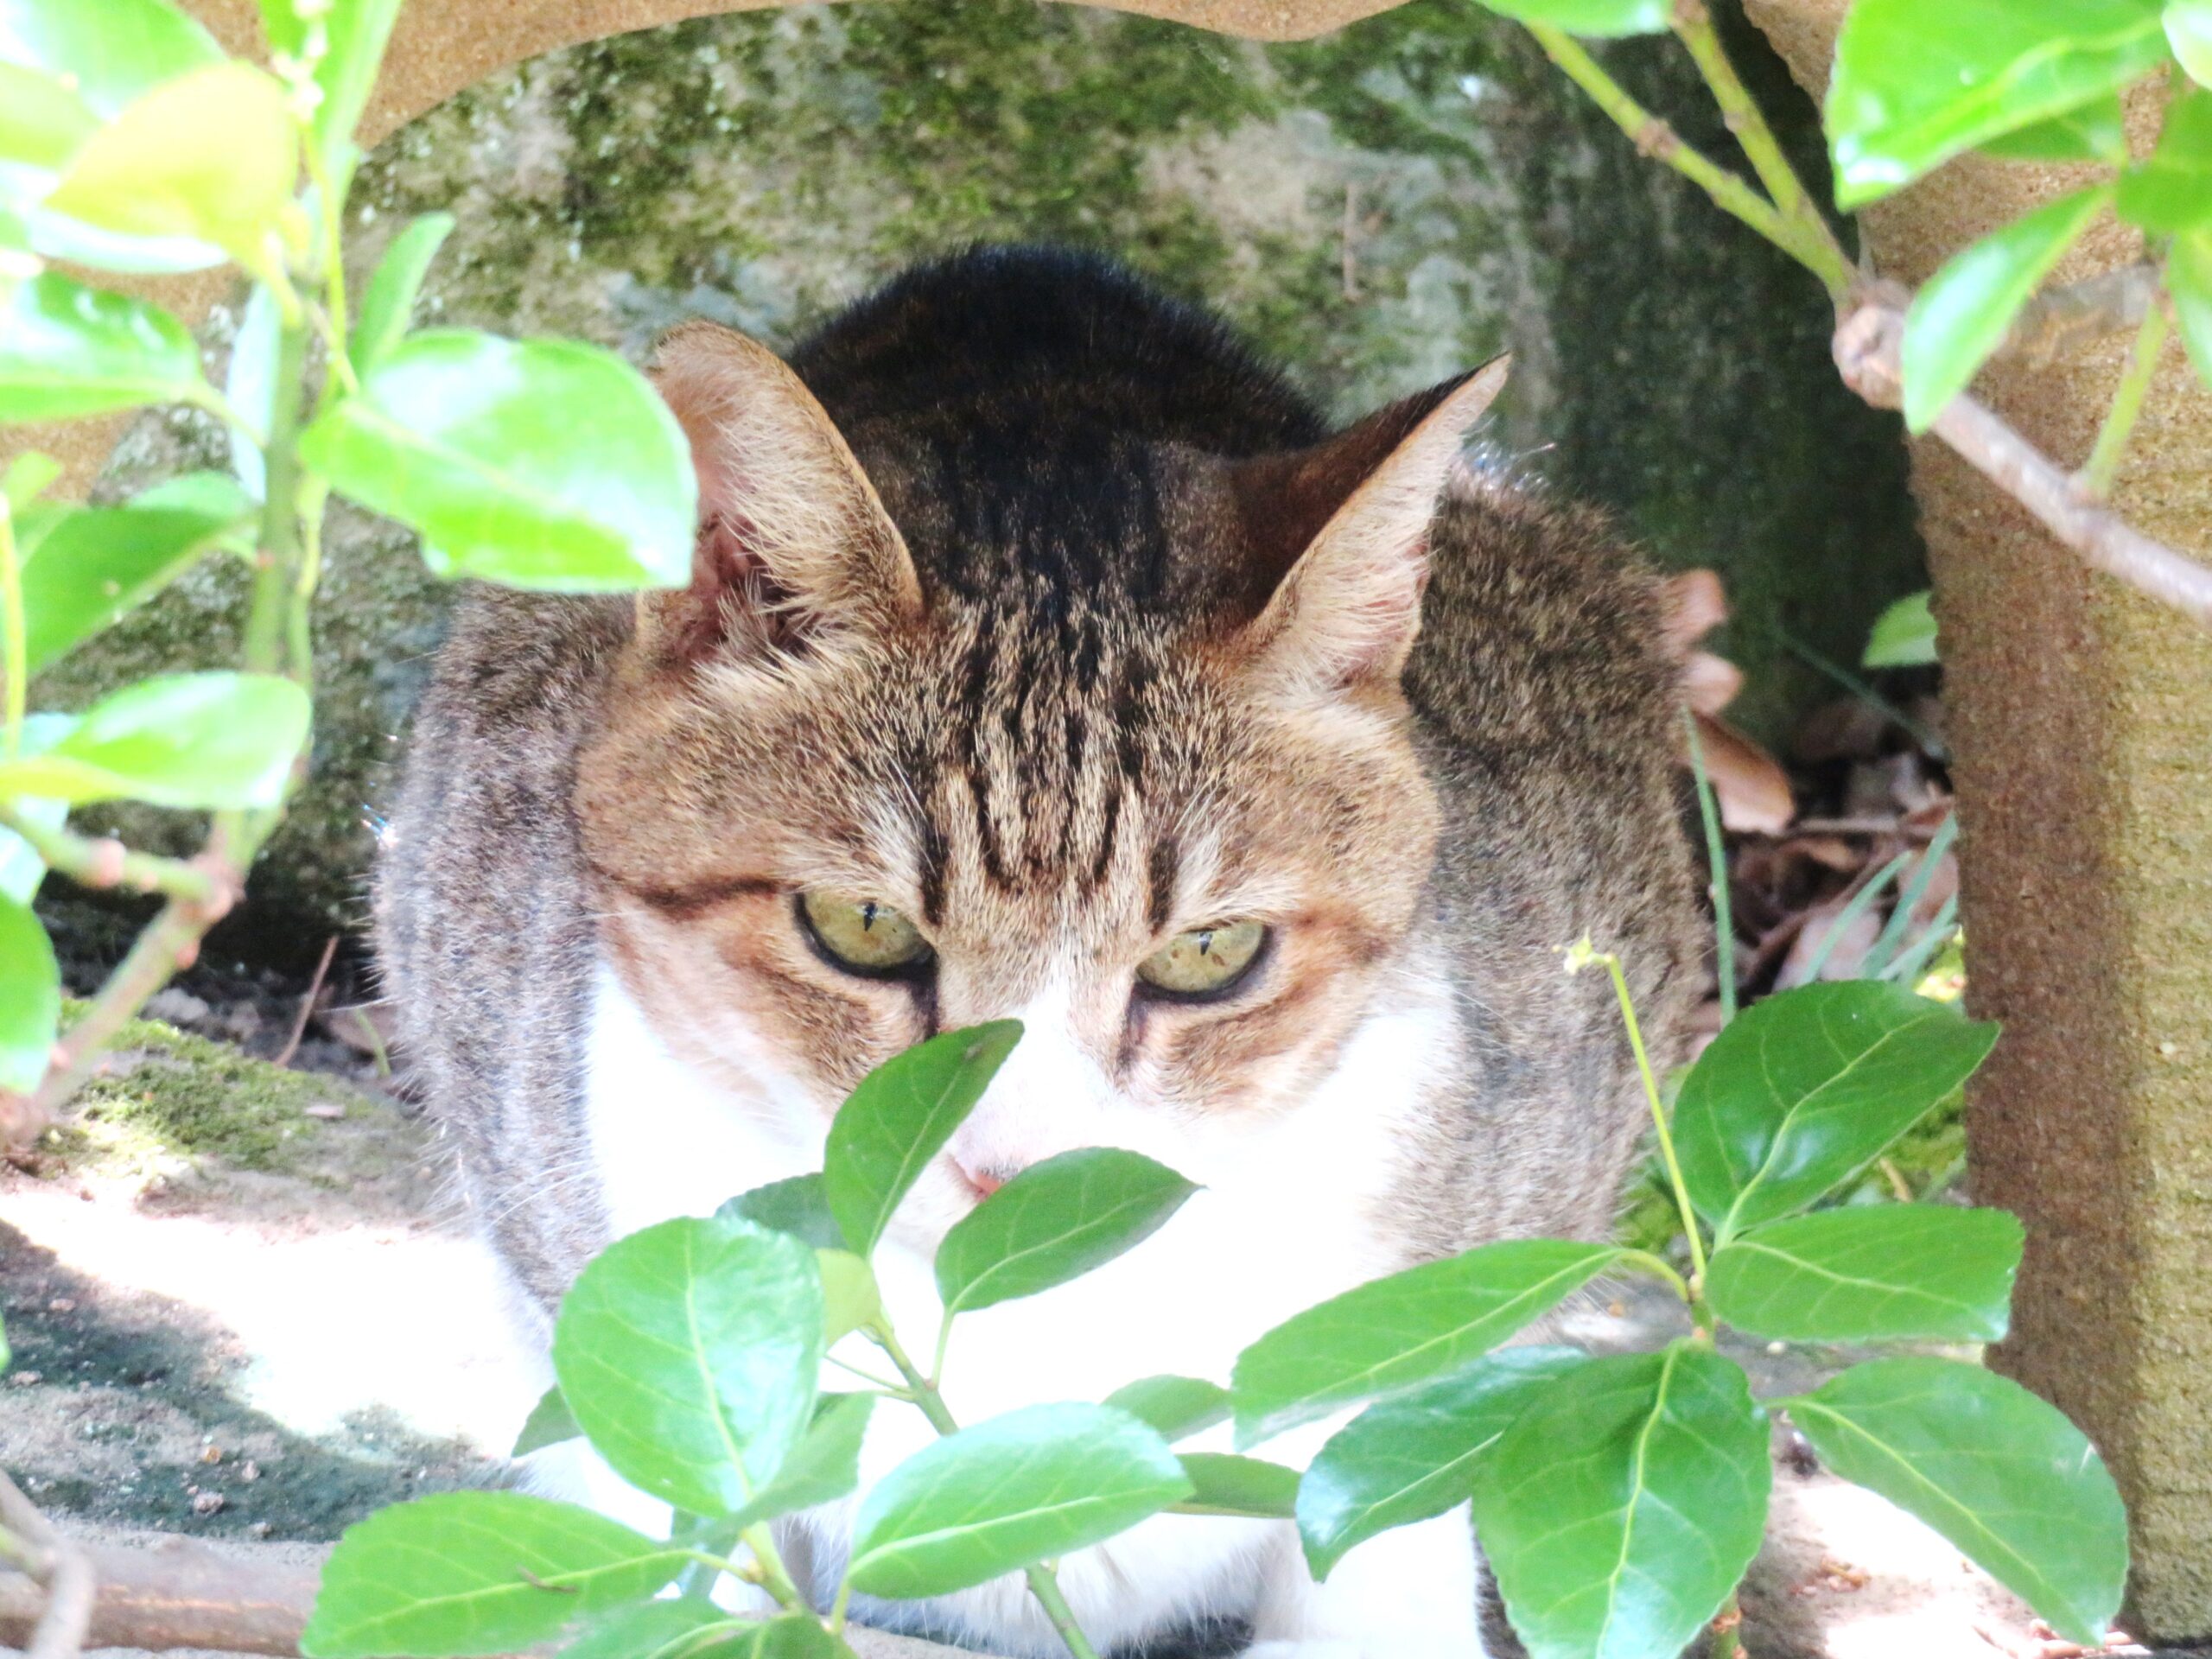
left=376, top=245, right=1700, bottom=1657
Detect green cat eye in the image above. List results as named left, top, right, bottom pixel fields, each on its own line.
left=1136, top=920, right=1267, bottom=997
left=800, top=891, right=933, bottom=976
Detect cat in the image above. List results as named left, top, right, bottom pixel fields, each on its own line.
left=374, top=245, right=1701, bottom=1658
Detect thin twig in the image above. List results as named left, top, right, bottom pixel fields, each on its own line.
left=1834, top=289, right=2212, bottom=631
left=0, top=804, right=228, bottom=906
left=0, top=1471, right=93, bottom=1659
left=274, top=932, right=339, bottom=1068
left=1668, top=0, right=1853, bottom=298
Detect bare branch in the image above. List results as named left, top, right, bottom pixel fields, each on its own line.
left=0, top=1471, right=94, bottom=1659
left=0, top=1532, right=315, bottom=1656
left=1835, top=290, right=2212, bottom=632
left=1997, top=263, right=2162, bottom=369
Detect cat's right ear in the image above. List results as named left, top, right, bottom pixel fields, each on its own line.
left=640, top=322, right=921, bottom=666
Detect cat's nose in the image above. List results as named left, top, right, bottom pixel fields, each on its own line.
left=953, top=1156, right=1008, bottom=1200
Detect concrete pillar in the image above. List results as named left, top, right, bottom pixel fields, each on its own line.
left=1749, top=3, right=2212, bottom=1638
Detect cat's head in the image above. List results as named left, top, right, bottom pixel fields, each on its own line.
left=575, top=321, right=1504, bottom=1240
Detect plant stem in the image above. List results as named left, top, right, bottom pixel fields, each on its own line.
left=1573, top=943, right=1711, bottom=1296
left=1523, top=23, right=1833, bottom=293
left=1709, top=1591, right=1743, bottom=1659
left=0, top=498, right=22, bottom=763
left=868, top=1320, right=1104, bottom=1659
left=1668, top=0, right=1853, bottom=300
left=0, top=805, right=226, bottom=905
left=302, top=137, right=359, bottom=402
left=242, top=319, right=310, bottom=682
left=1681, top=711, right=1735, bottom=1027
left=2081, top=296, right=2170, bottom=499
left=737, top=1522, right=809, bottom=1614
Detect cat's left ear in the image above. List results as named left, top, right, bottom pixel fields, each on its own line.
left=1230, top=356, right=1508, bottom=696
left=642, top=321, right=922, bottom=666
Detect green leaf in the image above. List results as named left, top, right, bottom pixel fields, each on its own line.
left=724, top=1391, right=876, bottom=1529
left=935, top=1147, right=1197, bottom=1315
left=1178, top=1452, right=1300, bottom=1518
left=0, top=894, right=59, bottom=1094
left=816, top=1248, right=880, bottom=1344
left=20, top=474, right=253, bottom=671
left=720, top=1173, right=846, bottom=1250
left=1706, top=1206, right=2024, bottom=1343
left=1230, top=1239, right=1622, bottom=1448
left=300, top=1491, right=688, bottom=1658
left=1101, top=1374, right=1230, bottom=1444
left=259, top=0, right=402, bottom=167
left=0, top=789, right=61, bottom=905
left=1979, top=92, right=2130, bottom=162
left=301, top=330, right=697, bottom=594
left=226, top=284, right=280, bottom=501
left=512, top=1385, right=580, bottom=1457
left=1863, top=589, right=1939, bottom=668
left=353, top=212, right=454, bottom=372
left=563, top=1610, right=834, bottom=1659
left=0, top=271, right=207, bottom=424
left=1903, top=185, right=2111, bottom=432
left=1827, top=0, right=2169, bottom=207
left=2171, top=0, right=2212, bottom=83
left=2120, top=87, right=2212, bottom=231
left=1297, top=1346, right=1584, bottom=1580
left=1674, top=980, right=1999, bottom=1240
left=2170, top=225, right=2212, bottom=385
left=1786, top=1358, right=2126, bottom=1644
left=847, top=1402, right=1192, bottom=1599
left=1471, top=1346, right=1770, bottom=1659
left=0, top=672, right=306, bottom=809
left=0, top=60, right=95, bottom=206
left=1, top=449, right=56, bottom=511
left=45, top=63, right=299, bottom=282
left=1460, top=0, right=1669, bottom=37
left=0, top=0, right=224, bottom=120
left=550, top=1214, right=823, bottom=1518
left=822, top=1020, right=1022, bottom=1256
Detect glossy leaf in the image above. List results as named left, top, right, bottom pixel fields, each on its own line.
left=1297, top=1346, right=1583, bottom=1580
left=720, top=1173, right=845, bottom=1250
left=353, top=212, right=454, bottom=372
left=2170, top=226, right=2212, bottom=386
left=301, top=330, right=697, bottom=594
left=1674, top=980, right=1999, bottom=1240
left=0, top=60, right=94, bottom=206
left=2119, top=88, right=2212, bottom=231
left=257, top=0, right=402, bottom=166
left=0, top=894, right=59, bottom=1094
left=1230, top=1239, right=1621, bottom=1448
left=1459, top=0, right=1669, bottom=36
left=45, top=63, right=298, bottom=281
left=1706, top=1206, right=2023, bottom=1343
left=0, top=272, right=207, bottom=424
left=1827, top=0, right=2169, bottom=207
left=822, top=1020, right=1022, bottom=1255
left=1979, top=92, right=2129, bottom=162
left=2174, top=0, right=2212, bottom=82
left=559, top=1603, right=748, bottom=1659
left=0, top=0, right=224, bottom=119
left=1863, top=589, right=1938, bottom=668
left=300, top=1491, right=688, bottom=1657
left=550, top=1215, right=823, bottom=1518
left=1786, top=1358, right=2126, bottom=1644
left=512, top=1385, right=580, bottom=1457
left=1471, top=1346, right=1770, bottom=1659
left=936, top=1147, right=1196, bottom=1315
left=1178, top=1452, right=1299, bottom=1518
left=1903, top=185, right=2111, bottom=432
left=19, top=474, right=254, bottom=672
left=1, top=449, right=56, bottom=511
left=724, top=1391, right=876, bottom=1529
left=847, top=1402, right=1192, bottom=1599
left=816, top=1248, right=880, bottom=1344
left=0, top=672, right=306, bottom=809
left=1101, top=1374, right=1230, bottom=1444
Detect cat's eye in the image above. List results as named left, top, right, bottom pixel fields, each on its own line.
left=1136, top=920, right=1267, bottom=998
left=799, top=892, right=933, bottom=976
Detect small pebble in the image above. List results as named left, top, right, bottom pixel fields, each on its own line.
left=192, top=1491, right=226, bottom=1516
left=8, top=1371, right=41, bottom=1387
left=200, top=1444, right=224, bottom=1465
left=46, top=1297, right=74, bottom=1313
left=239, top=1459, right=261, bottom=1483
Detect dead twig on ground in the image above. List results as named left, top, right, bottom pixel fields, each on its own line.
left=276, top=934, right=340, bottom=1070
left=0, top=1471, right=95, bottom=1659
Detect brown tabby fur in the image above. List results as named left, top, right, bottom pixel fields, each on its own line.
left=375, top=246, right=1700, bottom=1321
